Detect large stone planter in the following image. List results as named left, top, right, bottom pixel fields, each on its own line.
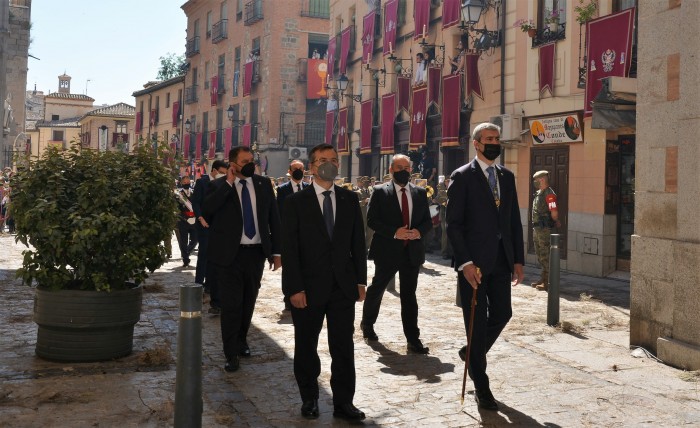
left=33, top=284, right=143, bottom=362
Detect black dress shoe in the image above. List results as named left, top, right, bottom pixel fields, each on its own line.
left=474, top=388, right=499, bottom=411
left=407, top=340, right=429, bottom=354
left=300, top=399, right=319, bottom=419
left=239, top=343, right=251, bottom=358
left=224, top=356, right=239, bottom=372
left=458, top=345, right=467, bottom=361
left=361, top=323, right=378, bottom=341
left=333, top=403, right=366, bottom=421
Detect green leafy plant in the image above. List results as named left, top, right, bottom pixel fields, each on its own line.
left=13, top=142, right=178, bottom=291
left=513, top=18, right=535, bottom=32
left=574, top=0, right=598, bottom=24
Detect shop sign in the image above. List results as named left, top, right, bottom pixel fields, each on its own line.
left=529, top=115, right=583, bottom=145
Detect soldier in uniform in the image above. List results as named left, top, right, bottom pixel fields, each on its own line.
left=531, top=170, right=561, bottom=291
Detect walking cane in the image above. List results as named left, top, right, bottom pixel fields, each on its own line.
left=460, top=268, right=479, bottom=405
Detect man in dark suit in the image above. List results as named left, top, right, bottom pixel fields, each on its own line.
left=275, top=159, right=308, bottom=311
left=446, top=122, right=525, bottom=411
left=361, top=154, right=432, bottom=354
left=175, top=175, right=197, bottom=267
left=191, top=159, right=228, bottom=313
left=282, top=144, right=367, bottom=421
left=203, top=147, right=282, bottom=373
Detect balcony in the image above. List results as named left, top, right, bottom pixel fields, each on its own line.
left=186, top=36, right=200, bottom=57
left=217, top=74, right=226, bottom=94
left=531, top=23, right=566, bottom=47
left=185, top=85, right=199, bottom=104
left=212, top=19, right=228, bottom=43
left=244, top=0, right=263, bottom=25
left=300, top=0, right=329, bottom=19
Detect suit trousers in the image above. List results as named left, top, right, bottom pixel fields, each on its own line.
left=458, top=242, right=513, bottom=390
left=176, top=220, right=197, bottom=263
left=291, top=285, right=356, bottom=406
left=215, top=246, right=265, bottom=361
left=362, top=247, right=422, bottom=342
left=194, top=223, right=209, bottom=284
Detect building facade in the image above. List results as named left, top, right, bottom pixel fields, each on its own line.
left=78, top=103, right=136, bottom=153
left=133, top=75, right=186, bottom=150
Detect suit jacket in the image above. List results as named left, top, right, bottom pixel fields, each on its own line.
left=275, top=180, right=309, bottom=220
left=202, top=174, right=281, bottom=266
left=367, top=182, right=433, bottom=267
left=446, top=159, right=524, bottom=275
left=282, top=185, right=367, bottom=306
left=191, top=174, right=211, bottom=220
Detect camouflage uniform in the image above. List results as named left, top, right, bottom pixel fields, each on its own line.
left=532, top=186, right=557, bottom=288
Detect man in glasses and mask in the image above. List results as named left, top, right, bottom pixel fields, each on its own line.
left=446, top=122, right=525, bottom=411
left=360, top=154, right=433, bottom=355
left=282, top=144, right=368, bottom=421
left=203, top=147, right=282, bottom=373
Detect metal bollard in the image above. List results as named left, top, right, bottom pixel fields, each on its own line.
left=547, top=234, right=560, bottom=326
left=174, top=284, right=203, bottom=428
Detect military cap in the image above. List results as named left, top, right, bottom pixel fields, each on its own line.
left=533, top=170, right=549, bottom=179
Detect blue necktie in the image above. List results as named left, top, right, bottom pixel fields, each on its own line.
left=322, top=190, right=334, bottom=238
left=486, top=166, right=499, bottom=200
left=240, top=180, right=256, bottom=239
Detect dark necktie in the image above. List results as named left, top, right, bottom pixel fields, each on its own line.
left=240, top=180, right=256, bottom=239
left=401, top=188, right=409, bottom=246
left=486, top=166, right=499, bottom=201
left=297, top=183, right=301, bottom=192
left=322, top=190, right=334, bottom=238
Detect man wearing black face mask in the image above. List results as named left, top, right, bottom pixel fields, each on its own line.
left=446, top=122, right=525, bottom=411
left=203, top=147, right=282, bottom=373
left=361, top=154, right=433, bottom=354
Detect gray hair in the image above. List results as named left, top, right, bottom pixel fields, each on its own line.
left=390, top=154, right=411, bottom=168
left=472, top=122, right=501, bottom=142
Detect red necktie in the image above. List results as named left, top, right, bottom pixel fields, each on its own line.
left=401, top=188, right=409, bottom=246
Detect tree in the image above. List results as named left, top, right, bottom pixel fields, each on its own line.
left=156, top=53, right=186, bottom=80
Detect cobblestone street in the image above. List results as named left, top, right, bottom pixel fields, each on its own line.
left=0, top=233, right=698, bottom=427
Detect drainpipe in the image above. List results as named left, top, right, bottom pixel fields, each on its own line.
left=500, top=0, right=506, bottom=115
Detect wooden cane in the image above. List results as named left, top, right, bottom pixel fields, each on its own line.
left=460, top=268, right=479, bottom=405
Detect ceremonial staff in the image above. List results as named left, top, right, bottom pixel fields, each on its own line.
left=460, top=267, right=479, bottom=405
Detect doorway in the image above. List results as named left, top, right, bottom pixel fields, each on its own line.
left=605, top=135, right=635, bottom=271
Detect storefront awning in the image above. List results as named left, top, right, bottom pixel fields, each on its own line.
left=591, top=76, right=636, bottom=130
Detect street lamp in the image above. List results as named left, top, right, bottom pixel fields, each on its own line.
left=227, top=105, right=245, bottom=126
left=335, top=75, right=362, bottom=103
left=461, top=0, right=486, bottom=27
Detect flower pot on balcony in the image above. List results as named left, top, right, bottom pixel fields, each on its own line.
left=548, top=22, right=559, bottom=32
left=528, top=28, right=537, bottom=37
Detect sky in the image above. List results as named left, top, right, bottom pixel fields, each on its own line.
left=27, top=0, right=188, bottom=106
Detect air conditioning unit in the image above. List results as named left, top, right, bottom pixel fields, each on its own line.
left=288, top=146, right=308, bottom=160
left=489, top=114, right=523, bottom=142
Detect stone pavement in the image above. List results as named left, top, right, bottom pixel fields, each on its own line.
left=0, top=232, right=699, bottom=427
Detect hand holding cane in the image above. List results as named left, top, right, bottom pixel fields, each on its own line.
left=460, top=267, right=479, bottom=405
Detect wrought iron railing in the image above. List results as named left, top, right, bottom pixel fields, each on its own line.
left=184, top=85, right=199, bottom=104
left=300, top=0, right=329, bottom=19
left=244, top=0, right=263, bottom=25
left=212, top=19, right=228, bottom=43
left=186, top=36, right=200, bottom=57
left=531, top=23, right=566, bottom=47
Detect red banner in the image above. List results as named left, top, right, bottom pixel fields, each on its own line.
left=414, top=0, right=430, bottom=40
left=442, top=0, right=461, bottom=29
left=242, top=124, right=251, bottom=147
left=195, top=132, right=202, bottom=161
left=466, top=53, right=483, bottom=100
left=360, top=100, right=373, bottom=154
left=211, top=76, right=218, bottom=106
left=183, top=133, right=190, bottom=160
left=398, top=76, right=410, bottom=113
left=337, top=107, right=349, bottom=154
left=362, top=11, right=376, bottom=65
left=381, top=93, right=396, bottom=154
left=150, top=109, right=157, bottom=127
left=224, top=127, right=233, bottom=159
left=135, top=111, right=142, bottom=133
left=339, top=26, right=351, bottom=75
left=325, top=110, right=335, bottom=145
left=442, top=74, right=461, bottom=147
left=243, top=62, right=253, bottom=97
left=539, top=43, right=555, bottom=97
left=585, top=8, right=635, bottom=116
left=208, top=130, right=216, bottom=159
left=307, top=58, right=327, bottom=99
left=428, top=66, right=441, bottom=108
left=171, top=101, right=180, bottom=127
left=327, top=36, right=337, bottom=79
left=383, top=0, right=398, bottom=56
left=409, top=86, right=428, bottom=150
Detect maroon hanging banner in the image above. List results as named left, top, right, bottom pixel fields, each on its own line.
left=381, top=93, right=396, bottom=154
left=362, top=11, right=376, bottom=65
left=360, top=99, right=373, bottom=154
left=242, top=124, right=252, bottom=147
left=195, top=132, right=202, bottom=161
left=428, top=66, right=442, bottom=108
left=339, top=27, right=352, bottom=75
left=171, top=101, right=180, bottom=127
left=150, top=109, right=157, bottom=127
left=224, top=127, right=233, bottom=158
left=243, top=62, right=253, bottom=97
left=414, top=0, right=430, bottom=40
left=466, top=53, right=484, bottom=100
left=307, top=58, right=327, bottom=99
left=325, top=110, right=335, bottom=145
left=135, top=111, right=142, bottom=133
left=183, top=133, right=190, bottom=160
left=337, top=107, right=349, bottom=154
left=383, top=0, right=398, bottom=56
left=539, top=43, right=556, bottom=97
left=442, top=0, right=461, bottom=29
left=327, top=36, right=337, bottom=79
left=442, top=74, right=461, bottom=147
left=208, top=131, right=216, bottom=159
left=210, top=76, right=218, bottom=106
left=585, top=8, right=635, bottom=117
left=409, top=86, right=428, bottom=150
left=398, top=76, right=410, bottom=113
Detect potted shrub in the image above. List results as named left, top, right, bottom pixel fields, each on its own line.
left=545, top=8, right=564, bottom=32
left=575, top=0, right=598, bottom=25
left=513, top=18, right=537, bottom=38
left=12, top=142, right=177, bottom=362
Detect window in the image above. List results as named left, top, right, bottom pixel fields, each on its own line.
left=236, top=0, right=243, bottom=21
left=302, top=0, right=330, bottom=18
left=538, top=0, right=567, bottom=28
left=116, top=121, right=127, bottom=134
left=221, top=1, right=228, bottom=19
left=51, top=114, right=59, bottom=121
left=52, top=130, right=64, bottom=141
left=155, top=96, right=160, bottom=123
left=252, top=37, right=260, bottom=54
left=166, top=92, right=170, bottom=108
left=204, top=61, right=210, bottom=89
left=206, top=11, right=213, bottom=38
left=613, top=0, right=636, bottom=12
left=194, top=19, right=200, bottom=37
left=234, top=46, right=241, bottom=97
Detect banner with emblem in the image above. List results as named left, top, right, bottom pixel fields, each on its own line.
left=362, top=11, right=376, bottom=65
left=409, top=86, right=428, bottom=150
left=383, top=0, right=398, bottom=56
left=360, top=99, right=373, bottom=154
left=381, top=93, right=396, bottom=154
left=414, top=0, right=430, bottom=40
left=337, top=107, right=349, bottom=155
left=208, top=130, right=216, bottom=159
left=442, top=0, right=461, bottom=29
left=442, top=74, right=461, bottom=147
left=307, top=58, right=327, bottom=99
left=584, top=8, right=635, bottom=117
left=339, top=26, right=352, bottom=75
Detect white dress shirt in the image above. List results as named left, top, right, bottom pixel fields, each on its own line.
left=313, top=181, right=336, bottom=220
left=393, top=181, right=413, bottom=226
